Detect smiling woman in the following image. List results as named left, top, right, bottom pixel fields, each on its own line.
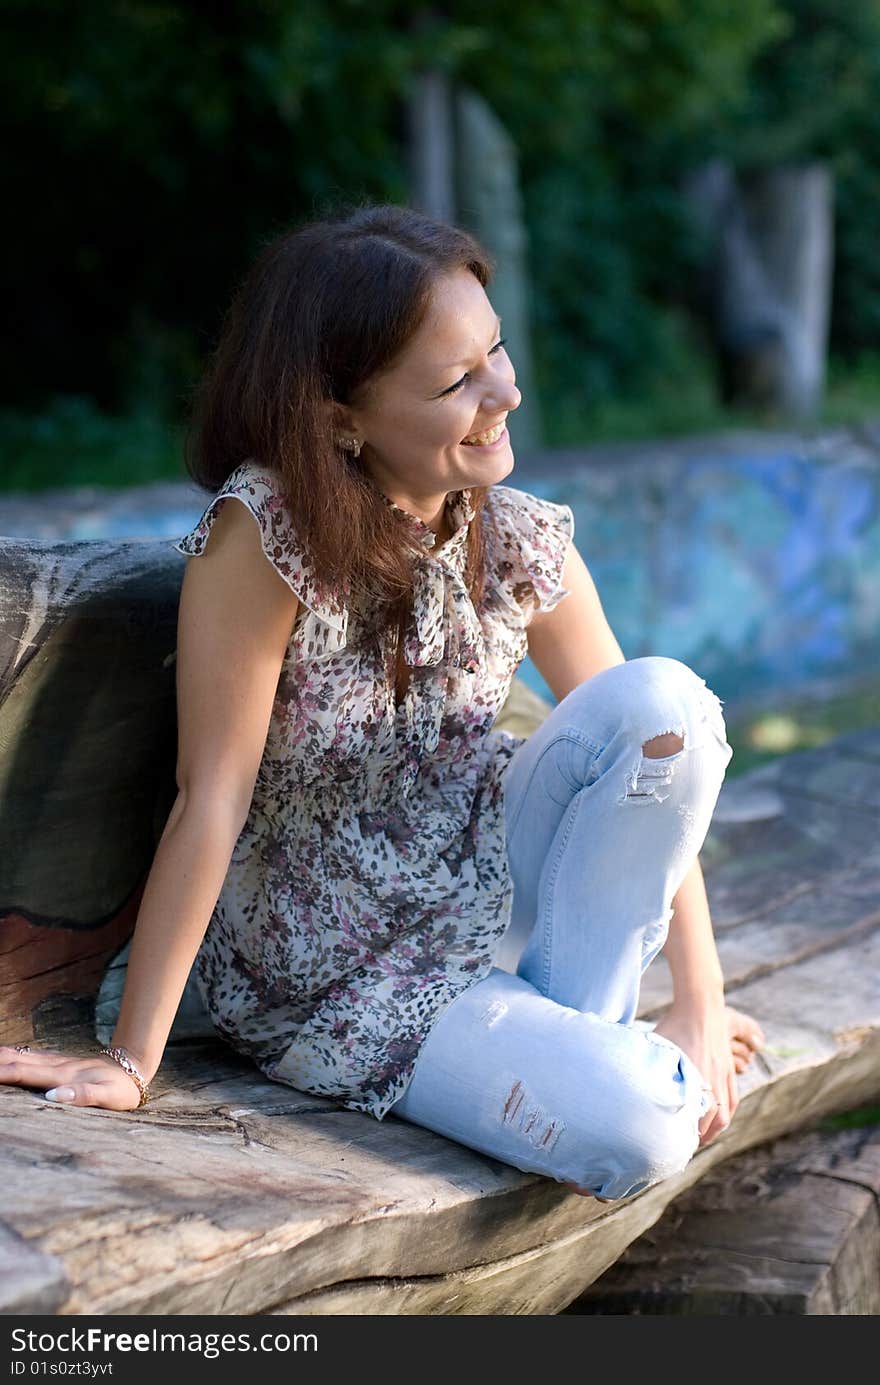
left=0, top=201, right=763, bottom=1201
left=322, top=265, right=520, bottom=538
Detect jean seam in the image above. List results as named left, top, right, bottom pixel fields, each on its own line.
left=534, top=787, right=584, bottom=996
left=505, top=731, right=603, bottom=844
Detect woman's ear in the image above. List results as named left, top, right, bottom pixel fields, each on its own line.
left=320, top=397, right=359, bottom=444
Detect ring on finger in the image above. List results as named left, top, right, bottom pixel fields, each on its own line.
left=13, top=1044, right=31, bottom=1054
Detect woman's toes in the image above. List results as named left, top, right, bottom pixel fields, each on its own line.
left=563, top=1180, right=599, bottom=1199
left=727, top=1006, right=765, bottom=1051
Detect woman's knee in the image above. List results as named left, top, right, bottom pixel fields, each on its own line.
left=569, top=657, right=729, bottom=764
left=564, top=1046, right=703, bottom=1201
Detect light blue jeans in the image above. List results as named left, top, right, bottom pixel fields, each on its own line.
left=388, top=656, right=734, bottom=1201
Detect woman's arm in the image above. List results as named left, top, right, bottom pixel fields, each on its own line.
left=108, top=791, right=260, bottom=1083
left=0, top=497, right=300, bottom=1109
left=662, top=858, right=724, bottom=1005
left=525, top=541, right=625, bottom=698
left=652, top=858, right=733, bottom=1145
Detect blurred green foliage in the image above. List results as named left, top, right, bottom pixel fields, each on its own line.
left=5, top=0, right=880, bottom=463
left=7, top=349, right=880, bottom=494
left=0, top=397, right=184, bottom=491
left=723, top=673, right=880, bottom=779
left=818, top=1105, right=880, bottom=1131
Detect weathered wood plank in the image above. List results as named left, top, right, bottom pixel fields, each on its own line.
left=1, top=962, right=876, bottom=1314
left=0, top=1223, right=70, bottom=1316
left=565, top=1125, right=880, bottom=1315
left=0, top=539, right=179, bottom=1045
left=2, top=729, right=878, bottom=1314
left=639, top=868, right=880, bottom=1015
left=1, top=534, right=879, bottom=1314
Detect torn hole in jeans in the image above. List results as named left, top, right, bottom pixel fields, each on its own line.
left=618, top=728, right=685, bottom=806
left=501, top=1079, right=566, bottom=1153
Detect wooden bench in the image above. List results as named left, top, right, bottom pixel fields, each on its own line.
left=2, top=537, right=878, bottom=1315
left=565, top=1120, right=880, bottom=1314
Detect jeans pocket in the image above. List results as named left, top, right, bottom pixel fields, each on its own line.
left=505, top=733, right=598, bottom=835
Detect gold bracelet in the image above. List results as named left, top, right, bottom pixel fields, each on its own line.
left=99, top=1046, right=150, bottom=1108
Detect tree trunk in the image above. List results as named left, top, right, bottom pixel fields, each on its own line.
left=453, top=85, right=542, bottom=454
left=405, top=67, right=455, bottom=224
left=685, top=161, right=834, bottom=420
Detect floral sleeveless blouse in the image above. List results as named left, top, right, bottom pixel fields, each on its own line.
left=173, top=461, right=573, bottom=1119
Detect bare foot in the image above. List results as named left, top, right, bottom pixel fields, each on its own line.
left=726, top=1004, right=765, bottom=1073
left=653, top=1004, right=765, bottom=1075
left=561, top=1007, right=767, bottom=1193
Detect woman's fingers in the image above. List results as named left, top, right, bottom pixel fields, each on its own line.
left=45, top=1079, right=138, bottom=1111
left=0, top=1045, right=70, bottom=1075
left=698, top=1104, right=723, bottom=1146
left=698, top=1086, right=724, bottom=1145
left=45, top=1071, right=141, bottom=1112
left=0, top=1048, right=72, bottom=1092
left=728, top=1066, right=740, bottom=1117
left=0, top=1048, right=142, bottom=1111
left=698, top=1059, right=741, bottom=1147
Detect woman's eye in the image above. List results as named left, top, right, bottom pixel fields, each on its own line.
left=443, top=338, right=507, bottom=395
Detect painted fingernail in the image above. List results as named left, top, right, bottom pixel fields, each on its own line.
left=45, top=1087, right=75, bottom=1103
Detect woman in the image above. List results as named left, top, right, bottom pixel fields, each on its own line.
left=0, top=203, right=763, bottom=1201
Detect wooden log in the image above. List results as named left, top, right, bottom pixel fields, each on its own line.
left=565, top=1124, right=880, bottom=1315
left=1, top=537, right=878, bottom=1314
left=0, top=539, right=179, bottom=1045
left=0, top=717, right=876, bottom=1313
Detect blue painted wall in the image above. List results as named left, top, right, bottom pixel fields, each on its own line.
left=513, top=441, right=880, bottom=706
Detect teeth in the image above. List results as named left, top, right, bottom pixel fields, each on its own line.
left=462, top=421, right=505, bottom=445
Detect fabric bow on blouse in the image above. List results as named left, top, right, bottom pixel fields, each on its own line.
left=384, top=489, right=485, bottom=676
left=174, top=467, right=570, bottom=679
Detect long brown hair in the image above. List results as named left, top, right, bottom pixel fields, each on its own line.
left=185, top=201, right=496, bottom=639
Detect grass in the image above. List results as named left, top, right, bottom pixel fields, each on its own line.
left=722, top=675, right=880, bottom=780
left=818, top=1104, right=880, bottom=1131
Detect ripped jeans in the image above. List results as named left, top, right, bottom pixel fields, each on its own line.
left=387, top=657, right=734, bottom=1201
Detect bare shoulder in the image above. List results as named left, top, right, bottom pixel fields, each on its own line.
left=181, top=490, right=299, bottom=605
left=175, top=495, right=300, bottom=820
left=526, top=541, right=625, bottom=700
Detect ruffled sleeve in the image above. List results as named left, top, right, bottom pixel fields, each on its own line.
left=172, top=461, right=349, bottom=661
left=483, top=483, right=575, bottom=623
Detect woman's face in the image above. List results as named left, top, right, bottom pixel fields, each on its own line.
left=343, top=267, right=521, bottom=528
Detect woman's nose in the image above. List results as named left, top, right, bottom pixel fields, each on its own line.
left=487, top=378, right=521, bottom=413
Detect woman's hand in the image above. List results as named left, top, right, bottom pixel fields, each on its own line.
left=0, top=1045, right=146, bottom=1111
left=653, top=1002, right=765, bottom=1147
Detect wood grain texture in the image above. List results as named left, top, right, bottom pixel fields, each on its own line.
left=565, top=1125, right=880, bottom=1315
left=0, top=539, right=179, bottom=1043
left=1, top=540, right=878, bottom=1314
left=1, top=725, right=877, bottom=1314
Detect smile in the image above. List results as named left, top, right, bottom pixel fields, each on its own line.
left=461, top=421, right=507, bottom=446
